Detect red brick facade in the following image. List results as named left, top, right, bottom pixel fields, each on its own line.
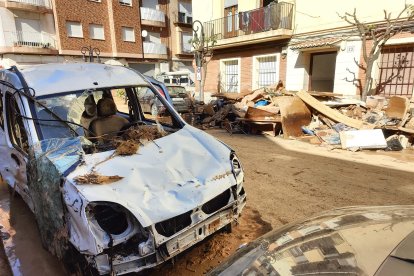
left=54, top=0, right=143, bottom=57
left=202, top=46, right=286, bottom=94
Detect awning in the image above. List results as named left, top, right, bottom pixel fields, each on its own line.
left=290, top=38, right=342, bottom=50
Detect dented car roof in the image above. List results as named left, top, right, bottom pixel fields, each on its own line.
left=17, top=63, right=148, bottom=97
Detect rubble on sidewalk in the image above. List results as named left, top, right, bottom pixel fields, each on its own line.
left=190, top=83, right=414, bottom=152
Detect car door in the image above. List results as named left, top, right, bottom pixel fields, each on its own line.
left=1, top=92, right=33, bottom=209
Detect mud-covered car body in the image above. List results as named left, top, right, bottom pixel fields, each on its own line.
left=0, top=63, right=246, bottom=275
left=209, top=205, right=414, bottom=276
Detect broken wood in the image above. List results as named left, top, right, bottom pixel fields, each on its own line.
left=283, top=90, right=344, bottom=97
left=74, top=171, right=124, bottom=185
left=385, top=96, right=410, bottom=120
left=296, top=90, right=375, bottom=130
left=276, top=96, right=311, bottom=138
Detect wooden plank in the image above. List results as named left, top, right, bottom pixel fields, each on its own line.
left=244, top=107, right=279, bottom=121
left=296, top=90, right=375, bottom=130
left=283, top=90, right=344, bottom=97
left=276, top=96, right=312, bottom=138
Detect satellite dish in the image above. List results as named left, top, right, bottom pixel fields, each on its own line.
left=141, top=30, right=148, bottom=38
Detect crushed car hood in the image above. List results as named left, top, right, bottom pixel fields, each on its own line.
left=66, top=125, right=236, bottom=227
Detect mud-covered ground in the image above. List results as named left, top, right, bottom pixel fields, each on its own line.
left=149, top=129, right=414, bottom=275
left=1, top=129, right=414, bottom=275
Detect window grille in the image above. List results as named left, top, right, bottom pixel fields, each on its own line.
left=257, top=55, right=277, bottom=87
left=377, top=45, right=414, bottom=97
left=223, top=60, right=239, bottom=93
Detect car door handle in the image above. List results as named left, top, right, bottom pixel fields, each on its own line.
left=11, top=153, right=21, bottom=167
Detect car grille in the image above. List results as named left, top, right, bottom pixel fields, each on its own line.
left=155, top=210, right=192, bottom=237
left=201, top=189, right=231, bottom=215
left=155, top=189, right=231, bottom=237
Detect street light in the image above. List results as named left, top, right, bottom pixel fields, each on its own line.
left=81, top=45, right=101, bottom=63
left=192, top=20, right=207, bottom=102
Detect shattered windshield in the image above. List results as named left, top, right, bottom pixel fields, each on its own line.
left=32, top=85, right=180, bottom=141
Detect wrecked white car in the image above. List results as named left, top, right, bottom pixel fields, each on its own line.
left=0, top=63, right=246, bottom=275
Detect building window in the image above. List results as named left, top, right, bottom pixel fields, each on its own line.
left=377, top=45, right=414, bottom=97
left=220, top=58, right=240, bottom=93
left=121, top=27, right=135, bottom=42
left=253, top=54, right=279, bottom=89
left=181, top=32, right=192, bottom=53
left=89, top=24, right=105, bottom=40
left=119, top=0, right=132, bottom=6
left=178, top=1, right=192, bottom=24
left=66, top=21, right=83, bottom=38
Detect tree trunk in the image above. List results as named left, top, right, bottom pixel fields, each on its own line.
left=362, top=60, right=374, bottom=101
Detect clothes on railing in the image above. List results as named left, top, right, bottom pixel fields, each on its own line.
left=239, top=3, right=278, bottom=34
left=270, top=3, right=281, bottom=29
left=250, top=8, right=264, bottom=32
left=205, top=2, right=293, bottom=39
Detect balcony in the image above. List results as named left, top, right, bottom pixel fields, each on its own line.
left=143, top=41, right=167, bottom=59
left=140, top=7, right=166, bottom=28
left=1, top=31, right=58, bottom=54
left=3, top=0, right=52, bottom=12
left=204, top=2, right=294, bottom=49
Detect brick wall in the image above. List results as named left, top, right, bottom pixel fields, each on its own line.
left=112, top=0, right=142, bottom=54
left=54, top=0, right=142, bottom=55
left=201, top=46, right=285, bottom=94
left=54, top=0, right=112, bottom=52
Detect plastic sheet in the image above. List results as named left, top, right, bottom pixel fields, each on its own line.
left=27, top=137, right=85, bottom=258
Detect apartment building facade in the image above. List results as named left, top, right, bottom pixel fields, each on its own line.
left=0, top=0, right=194, bottom=79
left=194, top=0, right=414, bottom=98
left=0, top=0, right=60, bottom=67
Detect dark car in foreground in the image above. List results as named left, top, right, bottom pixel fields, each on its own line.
left=209, top=205, right=414, bottom=276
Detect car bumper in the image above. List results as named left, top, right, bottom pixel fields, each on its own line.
left=93, top=186, right=246, bottom=275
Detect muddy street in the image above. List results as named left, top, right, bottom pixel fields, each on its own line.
left=1, top=129, right=414, bottom=275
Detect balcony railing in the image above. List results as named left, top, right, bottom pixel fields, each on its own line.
left=143, top=41, right=167, bottom=55
left=3, top=31, right=57, bottom=49
left=7, top=0, right=52, bottom=8
left=140, top=7, right=166, bottom=23
left=204, top=2, right=294, bottom=41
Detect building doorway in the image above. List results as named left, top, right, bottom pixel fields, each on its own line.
left=309, top=52, right=337, bottom=92
left=224, top=5, right=238, bottom=38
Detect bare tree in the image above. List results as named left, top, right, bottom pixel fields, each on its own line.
left=190, top=25, right=217, bottom=99
left=339, top=4, right=414, bottom=101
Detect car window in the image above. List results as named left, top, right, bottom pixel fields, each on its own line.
left=0, top=91, right=4, bottom=129
left=135, top=86, right=176, bottom=127
left=33, top=88, right=135, bottom=139
left=5, top=93, right=29, bottom=154
left=167, top=86, right=187, bottom=95
left=111, top=88, right=129, bottom=114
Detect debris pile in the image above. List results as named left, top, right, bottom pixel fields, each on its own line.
left=74, top=171, right=124, bottom=185
left=194, top=84, right=414, bottom=152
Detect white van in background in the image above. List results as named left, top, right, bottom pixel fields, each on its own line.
left=156, top=71, right=195, bottom=94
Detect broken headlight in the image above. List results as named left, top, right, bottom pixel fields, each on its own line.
left=230, top=152, right=244, bottom=185
left=86, top=202, right=140, bottom=246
